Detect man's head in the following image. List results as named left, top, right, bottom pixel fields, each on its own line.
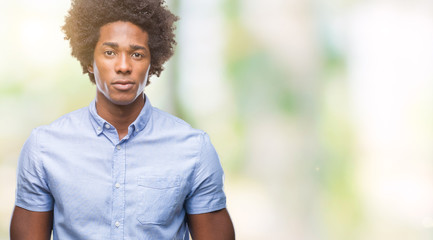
left=89, top=21, right=151, bottom=106
left=62, top=0, right=178, bottom=85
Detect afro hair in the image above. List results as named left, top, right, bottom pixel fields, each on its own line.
left=62, top=0, right=178, bottom=83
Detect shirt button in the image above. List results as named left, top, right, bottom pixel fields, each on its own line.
left=97, top=126, right=101, bottom=131
left=115, top=221, right=120, bottom=227
left=105, top=124, right=110, bottom=129
left=116, top=145, right=121, bottom=150
left=115, top=183, right=121, bottom=188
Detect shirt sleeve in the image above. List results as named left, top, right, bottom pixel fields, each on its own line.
left=185, top=132, right=227, bottom=214
left=15, top=128, right=54, bottom=212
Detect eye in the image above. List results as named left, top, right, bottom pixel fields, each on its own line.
left=132, top=52, right=144, bottom=59
left=104, top=51, right=115, bottom=56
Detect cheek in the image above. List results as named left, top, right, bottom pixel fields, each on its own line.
left=92, top=64, right=108, bottom=90
left=93, top=64, right=105, bottom=81
left=138, top=65, right=151, bottom=86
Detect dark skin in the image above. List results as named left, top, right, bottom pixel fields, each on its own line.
left=188, top=209, right=235, bottom=240
left=89, top=21, right=151, bottom=139
left=10, top=207, right=52, bottom=240
left=10, top=207, right=235, bottom=240
left=10, top=21, right=235, bottom=240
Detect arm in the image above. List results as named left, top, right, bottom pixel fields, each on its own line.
left=10, top=206, right=53, bottom=240
left=187, top=208, right=235, bottom=240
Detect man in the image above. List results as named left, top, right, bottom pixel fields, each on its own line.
left=10, top=0, right=235, bottom=239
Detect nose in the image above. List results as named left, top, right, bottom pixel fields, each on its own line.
left=115, top=53, right=132, bottom=74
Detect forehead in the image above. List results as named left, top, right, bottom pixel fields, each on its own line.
left=97, top=21, right=149, bottom=46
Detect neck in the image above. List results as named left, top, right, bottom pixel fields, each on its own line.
left=95, top=92, right=145, bottom=140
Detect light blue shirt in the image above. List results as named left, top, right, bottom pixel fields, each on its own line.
left=15, top=96, right=226, bottom=240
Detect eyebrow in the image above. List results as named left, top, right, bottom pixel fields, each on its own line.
left=130, top=44, right=147, bottom=51
left=102, top=42, right=119, bottom=48
left=102, top=42, right=147, bottom=51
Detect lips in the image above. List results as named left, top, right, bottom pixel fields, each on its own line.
left=112, top=79, right=135, bottom=91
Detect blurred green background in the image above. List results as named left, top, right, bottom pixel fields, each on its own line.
left=2, top=0, right=433, bottom=239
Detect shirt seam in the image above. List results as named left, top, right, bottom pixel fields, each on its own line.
left=186, top=203, right=226, bottom=215
left=188, top=132, right=205, bottom=199
left=25, top=128, right=44, bottom=179
left=35, top=128, right=51, bottom=192
left=15, top=200, right=53, bottom=211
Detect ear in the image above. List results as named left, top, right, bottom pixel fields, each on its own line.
left=88, top=64, right=94, bottom=74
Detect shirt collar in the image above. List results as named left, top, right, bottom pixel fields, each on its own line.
left=88, top=95, right=153, bottom=136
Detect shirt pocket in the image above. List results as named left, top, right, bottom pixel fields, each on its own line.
left=136, top=175, right=182, bottom=225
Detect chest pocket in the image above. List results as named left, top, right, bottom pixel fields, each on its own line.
left=136, top=175, right=182, bottom=225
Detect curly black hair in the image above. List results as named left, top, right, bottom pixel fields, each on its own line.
left=62, top=0, right=178, bottom=84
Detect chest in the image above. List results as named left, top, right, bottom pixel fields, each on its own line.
left=42, top=137, right=197, bottom=219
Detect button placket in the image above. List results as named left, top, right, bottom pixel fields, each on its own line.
left=111, top=141, right=125, bottom=237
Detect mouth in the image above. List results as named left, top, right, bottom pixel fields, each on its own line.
left=112, top=80, right=135, bottom=91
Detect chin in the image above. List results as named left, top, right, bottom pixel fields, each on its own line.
left=109, top=98, right=135, bottom=106
left=109, top=94, right=143, bottom=106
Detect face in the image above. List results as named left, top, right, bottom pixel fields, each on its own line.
left=88, top=21, right=151, bottom=106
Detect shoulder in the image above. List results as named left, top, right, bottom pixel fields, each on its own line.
left=151, top=107, right=195, bottom=129
left=149, top=107, right=216, bottom=154
left=45, top=107, right=88, bottom=129
left=31, top=106, right=89, bottom=143
left=151, top=107, right=204, bottom=137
